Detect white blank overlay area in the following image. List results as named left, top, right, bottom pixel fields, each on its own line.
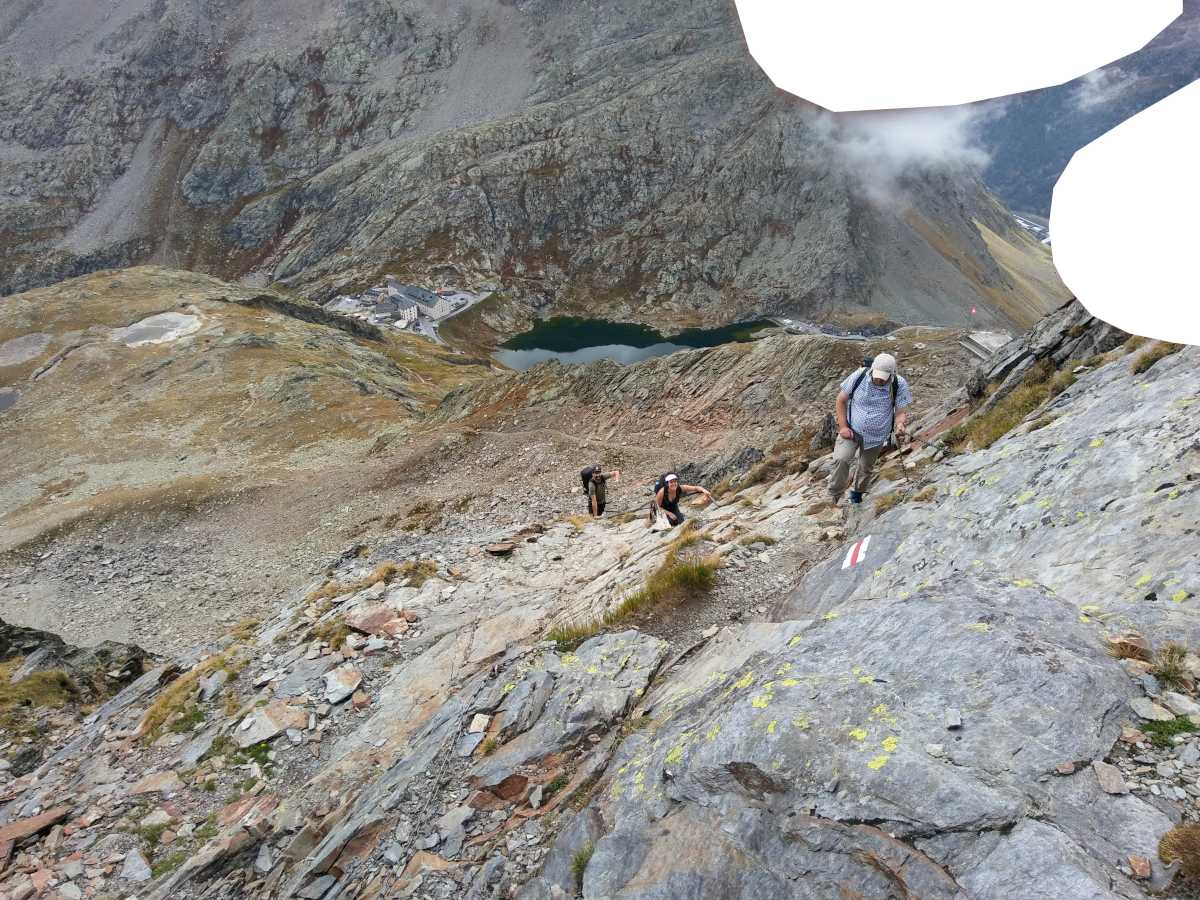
left=733, top=1, right=1180, bottom=112
left=1051, top=80, right=1200, bottom=346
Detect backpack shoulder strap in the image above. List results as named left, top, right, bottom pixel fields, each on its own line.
left=849, top=367, right=869, bottom=396
left=847, top=367, right=869, bottom=422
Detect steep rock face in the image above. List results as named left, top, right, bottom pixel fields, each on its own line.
left=543, top=581, right=1165, bottom=898
left=0, top=1, right=1067, bottom=328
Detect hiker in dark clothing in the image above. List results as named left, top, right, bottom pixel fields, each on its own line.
left=650, top=473, right=713, bottom=528
left=580, top=464, right=620, bottom=517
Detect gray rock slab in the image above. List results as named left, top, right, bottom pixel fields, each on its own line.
left=120, top=848, right=152, bottom=883
left=1091, top=760, right=1128, bottom=795
left=176, top=726, right=218, bottom=768
left=1130, top=697, right=1174, bottom=722
left=274, top=655, right=339, bottom=699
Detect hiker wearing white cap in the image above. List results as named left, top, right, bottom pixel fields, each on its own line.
left=828, top=352, right=912, bottom=505
left=648, top=473, right=713, bottom=528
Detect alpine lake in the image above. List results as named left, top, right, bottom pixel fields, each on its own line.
left=493, top=317, right=774, bottom=371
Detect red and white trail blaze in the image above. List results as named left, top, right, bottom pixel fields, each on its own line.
left=841, top=535, right=871, bottom=570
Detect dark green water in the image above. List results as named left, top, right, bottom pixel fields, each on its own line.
left=495, top=317, right=773, bottom=370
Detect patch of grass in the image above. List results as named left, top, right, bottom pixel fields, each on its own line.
left=873, top=492, right=904, bottom=515
left=738, top=433, right=816, bottom=490
left=737, top=533, right=777, bottom=546
left=228, top=617, right=260, bottom=641
left=169, top=705, right=206, bottom=733
left=566, top=513, right=591, bottom=533
left=1028, top=415, right=1058, bottom=432
left=572, top=843, right=595, bottom=889
left=1142, top=716, right=1199, bottom=749
left=1160, top=823, right=1200, bottom=881
left=151, top=851, right=190, bottom=879
left=307, top=615, right=351, bottom=651
left=396, top=558, right=439, bottom=588
left=1123, top=335, right=1148, bottom=353
left=481, top=736, right=498, bottom=756
left=542, top=773, right=570, bottom=798
left=1131, top=341, right=1185, bottom=375
left=947, top=359, right=1077, bottom=451
left=547, top=549, right=722, bottom=650
left=194, top=818, right=219, bottom=841
left=133, top=822, right=171, bottom=848
left=610, top=510, right=640, bottom=525
left=139, top=654, right=228, bottom=744
left=305, top=562, right=400, bottom=602
left=396, top=499, right=443, bottom=533
left=0, top=659, right=78, bottom=711
left=912, top=485, right=937, bottom=502
left=1152, top=643, right=1192, bottom=692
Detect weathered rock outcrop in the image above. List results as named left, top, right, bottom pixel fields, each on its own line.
left=0, top=1, right=1067, bottom=328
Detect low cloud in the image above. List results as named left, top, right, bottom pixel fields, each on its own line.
left=1073, top=67, right=1139, bottom=111
left=813, top=104, right=1003, bottom=205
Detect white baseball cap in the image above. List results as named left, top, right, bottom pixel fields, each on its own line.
left=665, top=474, right=678, bottom=482
left=871, top=353, right=897, bottom=380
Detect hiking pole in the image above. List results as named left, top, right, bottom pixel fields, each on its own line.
left=906, top=433, right=953, bottom=454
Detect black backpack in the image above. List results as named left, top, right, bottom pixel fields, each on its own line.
left=580, top=465, right=600, bottom=494
left=847, top=357, right=899, bottom=445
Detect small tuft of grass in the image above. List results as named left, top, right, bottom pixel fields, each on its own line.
left=873, top=492, right=904, bottom=515
left=566, top=513, right=591, bottom=533
left=1131, top=341, right=1185, bottom=375
left=139, top=654, right=228, bottom=744
left=542, top=773, right=570, bottom=798
left=480, top=736, right=498, bottom=756
left=572, top=843, right=596, bottom=889
left=1123, top=335, right=1148, bottom=353
left=1028, top=415, right=1058, bottom=432
left=228, top=618, right=260, bottom=641
left=912, top=485, right=937, bottom=503
left=1160, top=823, right=1200, bottom=881
left=0, top=659, right=78, bottom=711
left=548, top=550, right=722, bottom=650
left=133, top=822, right=171, bottom=848
left=396, top=558, right=439, bottom=587
left=1142, top=716, right=1199, bottom=748
left=737, top=533, right=777, bottom=547
left=194, top=818, right=219, bottom=841
left=168, top=705, right=206, bottom=733
left=307, top=615, right=351, bottom=651
left=305, top=562, right=401, bottom=602
left=1152, top=642, right=1192, bottom=691
left=151, top=851, right=190, bottom=879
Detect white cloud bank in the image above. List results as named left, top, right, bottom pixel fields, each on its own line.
left=814, top=105, right=1001, bottom=204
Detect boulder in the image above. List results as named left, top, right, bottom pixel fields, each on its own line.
left=236, top=702, right=308, bottom=748
left=322, top=665, right=362, bottom=704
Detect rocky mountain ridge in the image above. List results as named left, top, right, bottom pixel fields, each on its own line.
left=1, top=301, right=1197, bottom=899
left=1, top=0, right=1067, bottom=329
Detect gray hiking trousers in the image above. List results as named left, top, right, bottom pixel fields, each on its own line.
left=828, top=435, right=884, bottom=499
